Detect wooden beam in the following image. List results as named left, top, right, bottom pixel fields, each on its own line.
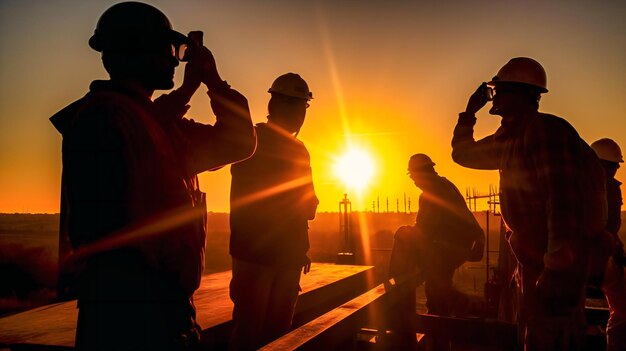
left=0, top=301, right=78, bottom=348
left=259, top=284, right=387, bottom=351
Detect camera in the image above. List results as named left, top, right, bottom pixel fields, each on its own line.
left=175, top=31, right=203, bottom=62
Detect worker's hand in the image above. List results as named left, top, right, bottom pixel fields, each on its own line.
left=535, top=269, right=581, bottom=316
left=182, top=33, right=223, bottom=91
left=302, top=255, right=311, bottom=275
left=180, top=36, right=203, bottom=93
left=197, top=47, right=221, bottom=89
left=465, top=83, right=491, bottom=115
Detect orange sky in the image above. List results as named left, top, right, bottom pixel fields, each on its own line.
left=0, top=0, right=624, bottom=213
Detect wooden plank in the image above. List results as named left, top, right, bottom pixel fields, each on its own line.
left=414, top=314, right=517, bottom=348
left=0, top=301, right=77, bottom=348
left=259, top=284, right=387, bottom=351
left=257, top=274, right=419, bottom=351
left=0, top=263, right=373, bottom=349
left=291, top=263, right=375, bottom=327
left=192, top=270, right=232, bottom=330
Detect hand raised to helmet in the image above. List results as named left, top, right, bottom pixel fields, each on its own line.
left=465, top=83, right=491, bottom=115
left=182, top=32, right=223, bottom=91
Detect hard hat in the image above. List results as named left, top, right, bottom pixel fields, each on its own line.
left=268, top=73, right=313, bottom=100
left=488, top=57, right=548, bottom=93
left=591, top=138, right=624, bottom=163
left=408, top=154, right=435, bottom=173
left=89, top=2, right=187, bottom=53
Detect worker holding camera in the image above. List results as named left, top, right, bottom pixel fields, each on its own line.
left=50, top=2, right=255, bottom=349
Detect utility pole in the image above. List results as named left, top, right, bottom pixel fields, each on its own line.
left=404, top=193, right=407, bottom=213
left=337, top=194, right=354, bottom=264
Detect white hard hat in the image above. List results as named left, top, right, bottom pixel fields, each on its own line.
left=591, top=138, right=624, bottom=163
left=488, top=57, right=548, bottom=93
left=268, top=73, right=313, bottom=100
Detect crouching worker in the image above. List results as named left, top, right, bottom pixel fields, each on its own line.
left=385, top=154, right=484, bottom=345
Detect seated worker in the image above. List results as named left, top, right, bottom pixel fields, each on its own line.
left=388, top=154, right=484, bottom=316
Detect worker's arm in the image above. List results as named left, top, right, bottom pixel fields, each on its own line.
left=451, top=84, right=500, bottom=170
left=414, top=194, right=438, bottom=242
left=299, top=146, right=319, bottom=221
left=153, top=41, right=256, bottom=174
left=177, top=86, right=256, bottom=174
left=606, top=179, right=622, bottom=235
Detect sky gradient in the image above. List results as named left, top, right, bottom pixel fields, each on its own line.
left=0, top=0, right=625, bottom=213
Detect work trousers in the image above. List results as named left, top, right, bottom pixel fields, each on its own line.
left=229, top=258, right=302, bottom=351
left=388, top=226, right=464, bottom=315
left=601, top=257, right=626, bottom=351
left=516, top=264, right=587, bottom=351
left=387, top=226, right=466, bottom=350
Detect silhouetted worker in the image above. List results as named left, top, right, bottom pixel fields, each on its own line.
left=452, top=57, right=607, bottom=351
left=49, top=2, right=255, bottom=350
left=386, top=154, right=484, bottom=345
left=229, top=73, right=318, bottom=350
left=590, top=138, right=626, bottom=351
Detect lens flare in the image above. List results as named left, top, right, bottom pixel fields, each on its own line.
left=333, top=148, right=375, bottom=191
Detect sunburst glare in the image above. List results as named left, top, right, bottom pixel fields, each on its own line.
left=333, top=148, right=376, bottom=192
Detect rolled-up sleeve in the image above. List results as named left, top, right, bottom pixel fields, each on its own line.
left=176, top=87, right=257, bottom=174
left=451, top=113, right=500, bottom=170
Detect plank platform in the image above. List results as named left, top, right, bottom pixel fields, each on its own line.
left=0, top=263, right=374, bottom=350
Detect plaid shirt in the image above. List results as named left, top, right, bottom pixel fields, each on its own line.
left=452, top=112, right=606, bottom=271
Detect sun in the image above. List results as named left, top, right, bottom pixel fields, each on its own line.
left=333, top=148, right=376, bottom=191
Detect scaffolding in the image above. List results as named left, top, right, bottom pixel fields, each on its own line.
left=465, top=185, right=501, bottom=288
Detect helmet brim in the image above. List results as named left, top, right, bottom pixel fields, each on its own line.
left=268, top=89, right=313, bottom=101
left=487, top=80, right=548, bottom=94
left=169, top=30, right=189, bottom=46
